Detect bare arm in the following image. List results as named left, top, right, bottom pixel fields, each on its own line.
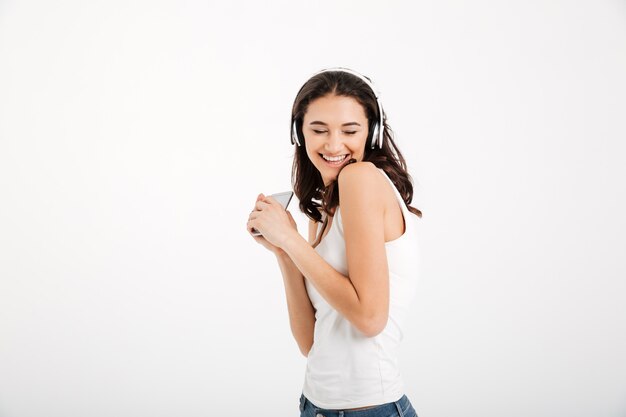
left=247, top=196, right=315, bottom=357
left=280, top=162, right=390, bottom=337
left=248, top=163, right=391, bottom=338
left=274, top=251, right=315, bottom=357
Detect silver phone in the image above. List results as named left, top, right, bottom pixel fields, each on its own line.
left=251, top=191, right=294, bottom=237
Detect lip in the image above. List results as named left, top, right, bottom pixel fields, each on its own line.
left=319, top=153, right=350, bottom=167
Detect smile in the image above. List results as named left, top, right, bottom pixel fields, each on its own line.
left=320, top=154, right=349, bottom=166
left=322, top=154, right=348, bottom=162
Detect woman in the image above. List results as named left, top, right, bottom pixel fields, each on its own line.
left=247, top=68, right=422, bottom=417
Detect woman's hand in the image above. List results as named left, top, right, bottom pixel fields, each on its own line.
left=247, top=193, right=298, bottom=255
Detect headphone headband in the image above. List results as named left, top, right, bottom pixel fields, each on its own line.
left=290, top=67, right=385, bottom=149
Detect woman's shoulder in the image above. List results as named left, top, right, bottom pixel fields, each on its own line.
left=337, top=161, right=384, bottom=187
left=337, top=161, right=396, bottom=214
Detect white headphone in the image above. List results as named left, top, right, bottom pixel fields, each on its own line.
left=290, top=67, right=385, bottom=149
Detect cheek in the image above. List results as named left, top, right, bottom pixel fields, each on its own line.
left=350, top=134, right=368, bottom=153
left=304, top=146, right=320, bottom=162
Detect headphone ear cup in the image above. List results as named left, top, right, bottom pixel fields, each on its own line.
left=291, top=120, right=301, bottom=146
left=369, top=122, right=380, bottom=149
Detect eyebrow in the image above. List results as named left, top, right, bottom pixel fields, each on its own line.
left=308, top=121, right=362, bottom=127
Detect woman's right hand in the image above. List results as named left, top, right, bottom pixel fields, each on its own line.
left=247, top=193, right=297, bottom=257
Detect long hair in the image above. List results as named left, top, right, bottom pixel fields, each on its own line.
left=290, top=70, right=422, bottom=243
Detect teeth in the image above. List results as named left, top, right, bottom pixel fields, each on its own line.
left=322, top=154, right=347, bottom=162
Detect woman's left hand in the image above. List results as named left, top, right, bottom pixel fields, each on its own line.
left=247, top=193, right=298, bottom=249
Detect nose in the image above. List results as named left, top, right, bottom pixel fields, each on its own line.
left=324, top=129, right=345, bottom=153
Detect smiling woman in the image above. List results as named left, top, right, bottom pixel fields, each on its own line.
left=303, top=95, right=369, bottom=183
left=247, top=68, right=422, bottom=416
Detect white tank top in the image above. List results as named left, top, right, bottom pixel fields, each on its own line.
left=302, top=168, right=423, bottom=409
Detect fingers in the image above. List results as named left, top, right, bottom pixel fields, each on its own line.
left=246, top=218, right=259, bottom=234
left=249, top=194, right=266, bottom=237
left=254, top=200, right=270, bottom=211
left=263, top=196, right=278, bottom=205
left=248, top=194, right=281, bottom=238
left=253, top=194, right=280, bottom=211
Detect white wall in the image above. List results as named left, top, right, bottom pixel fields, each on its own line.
left=1, top=1, right=625, bottom=416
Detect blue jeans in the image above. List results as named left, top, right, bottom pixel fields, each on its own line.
left=299, top=393, right=419, bottom=417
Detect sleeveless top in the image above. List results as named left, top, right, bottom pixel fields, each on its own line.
left=302, top=168, right=423, bottom=409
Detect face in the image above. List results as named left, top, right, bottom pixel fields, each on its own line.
left=302, top=94, right=369, bottom=186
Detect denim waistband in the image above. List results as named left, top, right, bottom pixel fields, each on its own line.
left=299, top=393, right=411, bottom=417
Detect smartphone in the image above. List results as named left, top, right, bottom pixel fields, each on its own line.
left=251, top=191, right=294, bottom=237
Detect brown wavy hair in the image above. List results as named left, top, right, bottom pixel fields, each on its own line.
left=290, top=70, right=422, bottom=244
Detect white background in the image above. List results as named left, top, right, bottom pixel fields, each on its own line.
left=1, top=1, right=625, bottom=416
